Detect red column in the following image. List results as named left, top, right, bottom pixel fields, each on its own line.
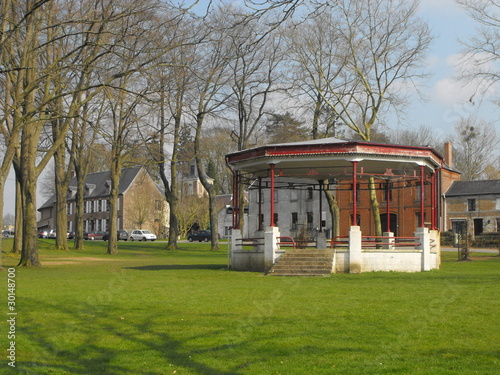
left=231, top=172, right=236, bottom=229
left=232, top=172, right=240, bottom=229
left=386, top=181, right=391, bottom=232
left=352, top=161, right=358, bottom=226
left=420, top=165, right=425, bottom=227
left=319, top=180, right=323, bottom=233
left=270, top=164, right=275, bottom=227
left=430, top=172, right=436, bottom=230
left=258, top=177, right=263, bottom=231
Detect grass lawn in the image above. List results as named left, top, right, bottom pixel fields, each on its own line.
left=1, top=239, right=499, bottom=375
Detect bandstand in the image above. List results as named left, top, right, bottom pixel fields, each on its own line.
left=225, top=138, right=457, bottom=275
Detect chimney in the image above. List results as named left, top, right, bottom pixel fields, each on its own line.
left=444, top=142, right=453, bottom=168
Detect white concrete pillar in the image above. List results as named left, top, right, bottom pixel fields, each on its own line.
left=230, top=229, right=242, bottom=268
left=349, top=226, right=362, bottom=274
left=430, top=229, right=441, bottom=269
left=383, top=232, right=394, bottom=250
left=316, top=231, right=327, bottom=249
left=264, top=226, right=280, bottom=270
left=415, top=227, right=431, bottom=271
left=254, top=230, right=265, bottom=251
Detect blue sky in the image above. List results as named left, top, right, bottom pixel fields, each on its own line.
left=413, top=0, right=499, bottom=137
left=2, top=0, right=498, bottom=218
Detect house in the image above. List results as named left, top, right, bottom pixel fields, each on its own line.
left=217, top=193, right=249, bottom=239
left=179, top=160, right=213, bottom=199
left=37, top=167, right=169, bottom=236
left=444, top=180, right=500, bottom=237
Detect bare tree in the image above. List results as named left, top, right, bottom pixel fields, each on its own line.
left=145, top=11, right=201, bottom=250
left=457, top=0, right=500, bottom=105
left=390, top=125, right=438, bottom=148
left=453, top=116, right=499, bottom=181
left=290, top=0, right=432, bottom=236
left=188, top=5, right=237, bottom=251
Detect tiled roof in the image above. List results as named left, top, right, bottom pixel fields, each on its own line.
left=445, top=180, right=500, bottom=197
left=38, top=167, right=142, bottom=210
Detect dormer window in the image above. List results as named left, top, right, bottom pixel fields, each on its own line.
left=85, top=183, right=96, bottom=196
left=105, top=180, right=112, bottom=193
left=67, top=186, right=77, bottom=199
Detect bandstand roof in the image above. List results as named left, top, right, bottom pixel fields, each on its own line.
left=226, top=137, right=444, bottom=182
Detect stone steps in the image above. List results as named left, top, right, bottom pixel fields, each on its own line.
left=268, top=248, right=334, bottom=276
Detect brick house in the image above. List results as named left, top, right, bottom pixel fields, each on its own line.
left=444, top=180, right=500, bottom=237
left=37, top=167, right=169, bottom=236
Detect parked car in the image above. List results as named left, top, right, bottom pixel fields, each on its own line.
left=47, top=230, right=57, bottom=239
left=103, top=230, right=128, bottom=241
left=129, top=229, right=156, bottom=242
left=2, top=230, right=14, bottom=238
left=68, top=231, right=75, bottom=239
left=187, top=230, right=212, bottom=242
left=84, top=231, right=105, bottom=240
left=38, top=230, right=49, bottom=238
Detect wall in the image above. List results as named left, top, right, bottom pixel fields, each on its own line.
left=122, top=169, right=169, bottom=236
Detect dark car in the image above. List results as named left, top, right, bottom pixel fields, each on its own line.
left=187, top=230, right=212, bottom=242
left=103, top=230, right=128, bottom=241
left=68, top=231, right=75, bottom=239
left=84, top=231, right=105, bottom=240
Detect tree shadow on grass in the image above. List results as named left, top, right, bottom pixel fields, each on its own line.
left=18, top=297, right=243, bottom=375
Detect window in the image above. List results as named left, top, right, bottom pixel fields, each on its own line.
left=497, top=218, right=500, bottom=232
left=452, top=220, right=467, bottom=234
left=83, top=201, right=87, bottom=214
left=306, top=212, right=313, bottom=229
left=67, top=203, right=72, bottom=215
left=273, top=213, right=279, bottom=226
left=307, top=187, right=313, bottom=200
left=468, top=199, right=476, bottom=212
left=98, top=200, right=102, bottom=212
left=382, top=183, right=393, bottom=202
left=415, top=212, right=428, bottom=228
left=350, top=214, right=361, bottom=226
left=350, top=184, right=361, bottom=203
left=291, top=212, right=298, bottom=230
left=496, top=198, right=500, bottom=210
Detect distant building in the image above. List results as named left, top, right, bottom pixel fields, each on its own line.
left=179, top=160, right=213, bottom=198
left=37, top=167, right=169, bottom=236
left=444, top=180, right=500, bottom=237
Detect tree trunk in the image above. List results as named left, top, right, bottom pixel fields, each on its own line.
left=18, top=133, right=41, bottom=267
left=0, top=180, right=4, bottom=267
left=323, top=181, right=340, bottom=238
left=73, top=172, right=85, bottom=250
left=368, top=177, right=382, bottom=236
left=107, top=158, right=121, bottom=255
left=54, top=143, right=68, bottom=250
left=11, top=179, right=23, bottom=254
left=194, top=114, right=219, bottom=251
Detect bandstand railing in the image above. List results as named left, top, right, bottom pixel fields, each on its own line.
left=330, top=235, right=422, bottom=249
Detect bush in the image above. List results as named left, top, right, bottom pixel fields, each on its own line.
left=472, top=234, right=500, bottom=249
left=441, top=230, right=455, bottom=246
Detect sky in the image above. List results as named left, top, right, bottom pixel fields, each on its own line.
left=2, top=0, right=499, bottom=218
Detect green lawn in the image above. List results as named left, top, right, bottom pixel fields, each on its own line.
left=1, top=239, right=499, bottom=374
